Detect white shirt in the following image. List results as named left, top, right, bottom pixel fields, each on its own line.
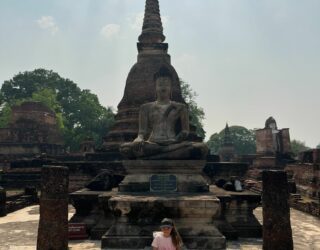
left=152, top=231, right=176, bottom=250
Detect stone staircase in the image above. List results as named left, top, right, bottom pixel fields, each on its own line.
left=0, top=171, right=41, bottom=189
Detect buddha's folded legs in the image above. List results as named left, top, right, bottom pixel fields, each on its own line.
left=143, top=142, right=208, bottom=160
left=120, top=141, right=208, bottom=160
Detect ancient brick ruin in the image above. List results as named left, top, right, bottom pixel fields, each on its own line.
left=285, top=149, right=320, bottom=216
left=1, top=1, right=319, bottom=249
left=0, top=101, right=64, bottom=160
left=254, top=116, right=292, bottom=170
left=219, top=123, right=236, bottom=162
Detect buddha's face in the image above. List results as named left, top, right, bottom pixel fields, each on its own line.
left=156, top=77, right=172, bottom=100
left=269, top=122, right=276, bottom=130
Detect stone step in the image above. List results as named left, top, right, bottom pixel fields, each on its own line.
left=291, top=193, right=302, bottom=200
left=0, top=180, right=41, bottom=188
left=3, top=173, right=40, bottom=177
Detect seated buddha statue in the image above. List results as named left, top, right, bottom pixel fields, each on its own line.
left=120, top=67, right=208, bottom=160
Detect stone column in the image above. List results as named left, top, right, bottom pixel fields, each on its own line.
left=0, top=187, right=6, bottom=217
left=262, top=170, right=293, bottom=250
left=37, top=166, right=69, bottom=250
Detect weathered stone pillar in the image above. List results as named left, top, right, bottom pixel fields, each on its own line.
left=37, top=166, right=69, bottom=250
left=262, top=170, right=293, bottom=250
left=0, top=186, right=6, bottom=217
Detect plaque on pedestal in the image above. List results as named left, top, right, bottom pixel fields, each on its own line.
left=150, top=174, right=177, bottom=192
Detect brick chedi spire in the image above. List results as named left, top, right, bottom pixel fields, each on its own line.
left=223, top=123, right=233, bottom=146
left=103, top=0, right=193, bottom=151
left=138, top=0, right=165, bottom=43
left=219, top=123, right=235, bottom=162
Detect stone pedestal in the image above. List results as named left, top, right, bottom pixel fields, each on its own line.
left=99, top=159, right=226, bottom=249
left=210, top=186, right=262, bottom=239
left=70, top=190, right=117, bottom=240
left=101, top=193, right=226, bottom=249
left=119, top=160, right=209, bottom=193
left=37, top=166, right=69, bottom=250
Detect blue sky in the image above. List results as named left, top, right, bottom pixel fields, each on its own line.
left=0, top=0, right=319, bottom=147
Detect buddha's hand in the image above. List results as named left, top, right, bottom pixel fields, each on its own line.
left=133, top=137, right=145, bottom=152
left=133, top=136, right=144, bottom=143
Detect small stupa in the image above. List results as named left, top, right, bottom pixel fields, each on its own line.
left=219, top=123, right=235, bottom=162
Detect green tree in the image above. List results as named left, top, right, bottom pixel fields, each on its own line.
left=180, top=80, right=205, bottom=139
left=0, top=69, right=115, bottom=151
left=291, top=139, right=310, bottom=157
left=0, top=104, right=12, bottom=128
left=63, top=90, right=115, bottom=149
left=317, top=143, right=320, bottom=149
left=207, top=125, right=256, bottom=155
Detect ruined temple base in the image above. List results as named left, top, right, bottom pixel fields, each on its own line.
left=70, top=187, right=262, bottom=249
left=101, top=193, right=226, bottom=249
left=69, top=159, right=261, bottom=249
left=210, top=186, right=262, bottom=239
left=253, top=157, right=278, bottom=169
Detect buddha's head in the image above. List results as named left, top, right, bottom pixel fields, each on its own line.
left=154, top=67, right=173, bottom=100
left=265, top=116, right=278, bottom=130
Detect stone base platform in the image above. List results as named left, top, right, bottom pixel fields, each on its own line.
left=210, top=186, right=262, bottom=239
left=119, top=160, right=209, bottom=193
left=69, top=190, right=118, bottom=240
left=101, top=193, right=226, bottom=249
left=69, top=188, right=262, bottom=248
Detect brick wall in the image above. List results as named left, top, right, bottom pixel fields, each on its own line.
left=285, top=163, right=320, bottom=198
left=290, top=199, right=320, bottom=217
left=256, top=129, right=274, bottom=154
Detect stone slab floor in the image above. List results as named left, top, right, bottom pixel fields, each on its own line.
left=0, top=205, right=319, bottom=250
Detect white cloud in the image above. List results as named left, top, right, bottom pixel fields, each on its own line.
left=162, top=16, right=169, bottom=28
left=100, top=24, right=120, bottom=39
left=130, top=12, right=144, bottom=30
left=37, top=16, right=59, bottom=35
